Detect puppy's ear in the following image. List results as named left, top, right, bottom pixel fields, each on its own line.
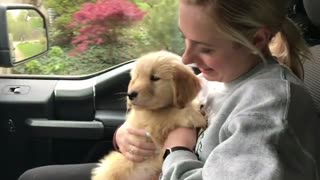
left=174, top=65, right=201, bottom=108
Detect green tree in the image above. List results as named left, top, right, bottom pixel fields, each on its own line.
left=13, top=0, right=185, bottom=75
left=29, top=17, right=43, bottom=28
left=126, top=0, right=184, bottom=55
left=7, top=10, right=33, bottom=41
left=68, top=0, right=145, bottom=57
left=44, top=0, right=95, bottom=46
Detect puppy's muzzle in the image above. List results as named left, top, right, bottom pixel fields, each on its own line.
left=127, top=91, right=138, bottom=100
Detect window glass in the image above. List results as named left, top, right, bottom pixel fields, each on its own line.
left=1, top=0, right=184, bottom=76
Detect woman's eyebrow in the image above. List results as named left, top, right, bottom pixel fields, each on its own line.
left=179, top=27, right=216, bottom=47
left=191, top=39, right=215, bottom=47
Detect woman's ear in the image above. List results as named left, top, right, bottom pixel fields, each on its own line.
left=174, top=64, right=201, bottom=108
left=252, top=27, right=272, bottom=51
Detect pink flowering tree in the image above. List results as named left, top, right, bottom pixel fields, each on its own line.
left=69, top=0, right=145, bottom=55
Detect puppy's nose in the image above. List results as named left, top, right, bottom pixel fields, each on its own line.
left=127, top=91, right=138, bottom=100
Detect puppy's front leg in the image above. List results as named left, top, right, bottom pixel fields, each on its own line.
left=189, top=109, right=207, bottom=128
left=178, top=105, right=207, bottom=129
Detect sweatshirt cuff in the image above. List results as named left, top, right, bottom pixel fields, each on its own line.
left=162, top=149, right=198, bottom=172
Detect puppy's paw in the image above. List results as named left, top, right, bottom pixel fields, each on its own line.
left=180, top=108, right=207, bottom=129
left=193, top=113, right=207, bottom=128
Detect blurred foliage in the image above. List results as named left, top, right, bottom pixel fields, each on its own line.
left=29, top=17, right=43, bottom=28
left=13, top=45, right=132, bottom=75
left=13, top=46, right=69, bottom=75
left=12, top=0, right=184, bottom=75
left=7, top=10, right=44, bottom=41
left=119, top=0, right=184, bottom=57
left=16, top=42, right=46, bottom=59
left=138, top=0, right=184, bottom=54
left=44, top=0, right=95, bottom=46
left=69, top=0, right=145, bottom=54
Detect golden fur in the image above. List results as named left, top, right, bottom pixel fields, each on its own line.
left=91, top=51, right=206, bottom=180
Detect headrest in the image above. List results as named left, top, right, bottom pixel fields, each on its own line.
left=303, top=0, right=320, bottom=28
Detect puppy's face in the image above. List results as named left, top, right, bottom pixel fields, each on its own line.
left=127, top=51, right=201, bottom=110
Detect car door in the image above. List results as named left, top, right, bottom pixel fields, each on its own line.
left=0, top=61, right=137, bottom=180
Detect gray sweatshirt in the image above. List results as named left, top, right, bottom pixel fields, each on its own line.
left=161, top=58, right=320, bottom=180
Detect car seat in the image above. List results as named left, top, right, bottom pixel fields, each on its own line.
left=301, top=0, right=320, bottom=112
left=304, top=45, right=320, bottom=112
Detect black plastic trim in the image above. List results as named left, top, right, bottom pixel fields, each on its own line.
left=25, top=119, right=104, bottom=140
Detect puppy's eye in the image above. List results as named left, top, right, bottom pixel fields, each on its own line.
left=150, top=75, right=160, bottom=81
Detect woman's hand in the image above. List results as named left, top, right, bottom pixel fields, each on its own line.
left=163, top=127, right=197, bottom=150
left=115, top=122, right=157, bottom=162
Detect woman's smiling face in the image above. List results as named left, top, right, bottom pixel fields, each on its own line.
left=178, top=1, right=260, bottom=82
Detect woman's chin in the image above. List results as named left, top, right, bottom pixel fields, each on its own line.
left=201, top=71, right=219, bottom=81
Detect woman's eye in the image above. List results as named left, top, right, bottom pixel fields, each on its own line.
left=200, top=48, right=213, bottom=54
left=150, top=75, right=160, bottom=81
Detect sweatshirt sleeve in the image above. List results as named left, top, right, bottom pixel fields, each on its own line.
left=161, top=114, right=285, bottom=180
left=161, top=150, right=204, bottom=180
left=204, top=114, right=284, bottom=180
left=161, top=75, right=318, bottom=179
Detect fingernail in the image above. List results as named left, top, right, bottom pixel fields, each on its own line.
left=145, top=132, right=151, bottom=138
left=145, top=132, right=152, bottom=142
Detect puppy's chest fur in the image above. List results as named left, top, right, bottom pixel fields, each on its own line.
left=91, top=104, right=206, bottom=180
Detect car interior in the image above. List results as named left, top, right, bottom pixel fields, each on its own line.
left=301, top=0, right=320, bottom=113
left=0, top=0, right=319, bottom=180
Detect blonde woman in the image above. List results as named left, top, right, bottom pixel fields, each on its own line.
left=19, top=0, right=319, bottom=179
left=115, top=0, right=320, bottom=179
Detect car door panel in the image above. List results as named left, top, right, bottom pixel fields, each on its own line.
left=1, top=79, right=56, bottom=180
left=54, top=79, right=96, bottom=121
left=0, top=61, right=133, bottom=180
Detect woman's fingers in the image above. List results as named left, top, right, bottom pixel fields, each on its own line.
left=128, top=136, right=156, bottom=151
left=115, top=124, right=158, bottom=162
left=122, top=151, right=145, bottom=162
left=127, top=128, right=156, bottom=150
left=127, top=128, right=153, bottom=142
left=125, top=132, right=157, bottom=157
left=118, top=143, right=146, bottom=162
left=127, top=144, right=158, bottom=156
left=121, top=144, right=158, bottom=163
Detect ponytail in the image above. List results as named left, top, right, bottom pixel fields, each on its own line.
left=269, top=17, right=312, bottom=80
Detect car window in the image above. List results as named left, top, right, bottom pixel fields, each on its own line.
left=1, top=0, right=184, bottom=76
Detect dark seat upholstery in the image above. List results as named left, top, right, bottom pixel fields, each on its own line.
left=304, top=45, right=320, bottom=111
left=302, top=0, right=320, bottom=112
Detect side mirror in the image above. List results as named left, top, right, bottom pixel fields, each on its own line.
left=0, top=4, right=48, bottom=67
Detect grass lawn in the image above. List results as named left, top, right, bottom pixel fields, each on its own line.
left=16, top=41, right=46, bottom=59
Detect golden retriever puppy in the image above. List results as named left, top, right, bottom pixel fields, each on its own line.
left=91, top=50, right=206, bottom=180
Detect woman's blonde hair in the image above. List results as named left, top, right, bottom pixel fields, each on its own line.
left=184, top=0, right=312, bottom=79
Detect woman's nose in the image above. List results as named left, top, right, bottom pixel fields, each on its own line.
left=182, top=41, right=194, bottom=65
